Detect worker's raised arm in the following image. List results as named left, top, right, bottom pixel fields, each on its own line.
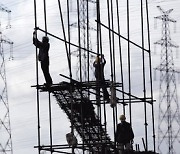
left=33, top=31, right=43, bottom=48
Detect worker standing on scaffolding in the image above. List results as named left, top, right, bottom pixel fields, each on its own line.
left=93, top=54, right=109, bottom=102
left=33, top=30, right=53, bottom=86
left=115, top=115, right=134, bottom=154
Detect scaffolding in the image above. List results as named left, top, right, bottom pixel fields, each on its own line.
left=32, top=0, right=157, bottom=154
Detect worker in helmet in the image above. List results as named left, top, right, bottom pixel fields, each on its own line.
left=115, top=115, right=134, bottom=154
left=33, top=30, right=53, bottom=86
left=93, top=54, right=109, bottom=102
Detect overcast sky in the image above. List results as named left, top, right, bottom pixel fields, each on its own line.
left=1, top=0, right=180, bottom=154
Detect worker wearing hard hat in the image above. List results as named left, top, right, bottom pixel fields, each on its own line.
left=115, top=115, right=134, bottom=154
left=33, top=30, right=53, bottom=86
left=93, top=55, right=110, bottom=102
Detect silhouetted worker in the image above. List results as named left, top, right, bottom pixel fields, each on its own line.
left=66, top=132, right=78, bottom=147
left=115, top=115, right=134, bottom=154
left=33, top=31, right=53, bottom=86
left=93, top=55, right=109, bottom=102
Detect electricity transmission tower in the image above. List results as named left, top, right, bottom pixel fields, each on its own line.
left=154, top=6, right=180, bottom=154
left=0, top=4, right=13, bottom=154
left=71, top=0, right=96, bottom=81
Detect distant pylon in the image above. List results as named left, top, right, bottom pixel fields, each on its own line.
left=154, top=6, right=180, bottom=154
left=70, top=0, right=96, bottom=81
left=0, top=4, right=13, bottom=154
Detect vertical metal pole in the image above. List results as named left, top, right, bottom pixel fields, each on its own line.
left=48, top=92, right=53, bottom=154
left=76, top=1, right=84, bottom=153
left=108, top=0, right=117, bottom=147
left=96, top=0, right=101, bottom=110
left=106, top=0, right=114, bottom=83
left=77, top=0, right=82, bottom=82
left=96, top=0, right=104, bottom=151
left=66, top=1, right=74, bottom=153
left=126, top=0, right=132, bottom=125
left=145, top=0, right=156, bottom=152
left=43, top=1, right=53, bottom=153
left=140, top=0, right=148, bottom=150
left=97, top=0, right=108, bottom=141
left=33, top=0, right=41, bottom=153
left=86, top=2, right=92, bottom=149
left=115, top=0, right=125, bottom=114
left=67, top=0, right=71, bottom=67
left=110, top=0, right=116, bottom=83
left=43, top=0, right=47, bottom=35
left=96, top=1, right=101, bottom=136
left=86, top=0, right=89, bottom=76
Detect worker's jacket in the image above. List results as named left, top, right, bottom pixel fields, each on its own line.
left=93, top=58, right=106, bottom=80
left=33, top=37, right=50, bottom=62
left=115, top=121, right=134, bottom=144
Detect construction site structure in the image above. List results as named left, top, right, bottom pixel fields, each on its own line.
left=33, top=0, right=158, bottom=154
left=154, top=6, right=180, bottom=154
left=0, top=3, right=13, bottom=154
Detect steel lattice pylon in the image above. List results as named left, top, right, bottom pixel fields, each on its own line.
left=154, top=6, right=180, bottom=154
left=70, top=0, right=96, bottom=81
left=0, top=4, right=13, bottom=154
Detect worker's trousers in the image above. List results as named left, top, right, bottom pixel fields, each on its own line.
left=41, top=60, right=52, bottom=85
left=117, top=143, right=132, bottom=154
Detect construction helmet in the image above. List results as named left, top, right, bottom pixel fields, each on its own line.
left=119, top=114, right=126, bottom=121
left=95, top=56, right=100, bottom=62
